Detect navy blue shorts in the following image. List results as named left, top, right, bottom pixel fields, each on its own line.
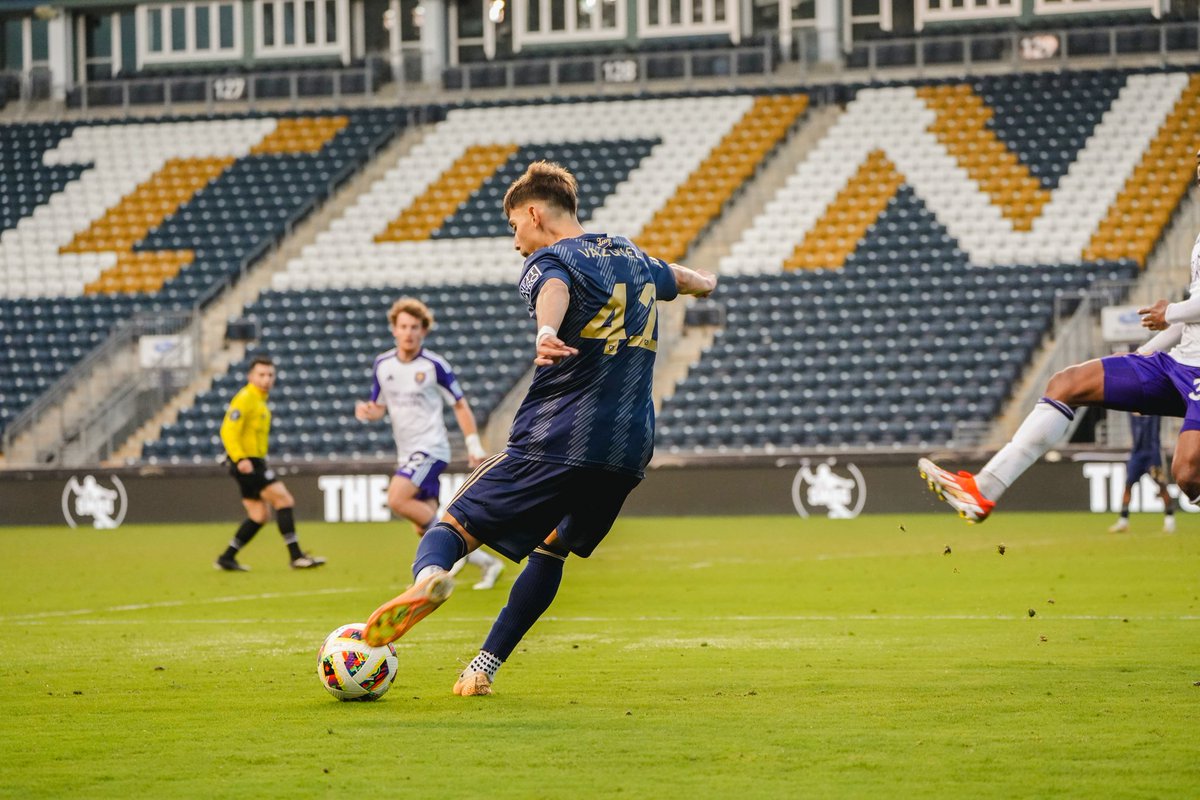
left=446, top=452, right=641, bottom=562
left=1124, top=453, right=1163, bottom=486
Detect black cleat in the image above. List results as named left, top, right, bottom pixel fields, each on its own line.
left=214, top=556, right=250, bottom=572
left=290, top=554, right=326, bottom=569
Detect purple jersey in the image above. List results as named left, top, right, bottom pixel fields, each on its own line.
left=507, top=233, right=678, bottom=477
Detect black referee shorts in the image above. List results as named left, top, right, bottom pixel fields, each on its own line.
left=228, top=457, right=280, bottom=500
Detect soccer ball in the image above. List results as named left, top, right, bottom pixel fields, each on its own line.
left=317, top=623, right=398, bottom=701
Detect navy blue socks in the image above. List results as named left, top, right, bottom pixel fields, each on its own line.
left=413, top=522, right=468, bottom=578
left=481, top=550, right=564, bottom=661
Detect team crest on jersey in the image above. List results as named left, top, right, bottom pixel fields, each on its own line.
left=791, top=459, right=866, bottom=519
left=415, top=371, right=427, bottom=385
left=519, top=265, right=542, bottom=303
left=62, top=475, right=128, bottom=529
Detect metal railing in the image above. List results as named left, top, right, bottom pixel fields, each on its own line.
left=442, top=40, right=777, bottom=93
left=69, top=60, right=387, bottom=115
left=3, top=20, right=1199, bottom=116
left=839, top=21, right=1200, bottom=81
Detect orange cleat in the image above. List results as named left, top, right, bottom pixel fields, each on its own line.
left=917, top=458, right=996, bottom=523
left=363, top=571, right=455, bottom=647
left=452, top=668, right=493, bottom=696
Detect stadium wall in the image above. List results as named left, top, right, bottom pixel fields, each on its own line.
left=0, top=453, right=1191, bottom=527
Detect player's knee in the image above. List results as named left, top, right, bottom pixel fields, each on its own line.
left=1173, top=466, right=1200, bottom=501
left=1044, top=365, right=1087, bottom=403
left=534, top=538, right=571, bottom=560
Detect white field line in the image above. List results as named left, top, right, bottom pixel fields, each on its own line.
left=4, top=608, right=1199, bottom=626
left=0, top=587, right=361, bottom=623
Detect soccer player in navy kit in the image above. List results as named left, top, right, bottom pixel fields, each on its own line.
left=361, top=160, right=717, bottom=695
left=1109, top=413, right=1176, bottom=533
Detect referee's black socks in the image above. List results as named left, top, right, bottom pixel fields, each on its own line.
left=222, top=518, right=264, bottom=560
left=276, top=507, right=304, bottom=560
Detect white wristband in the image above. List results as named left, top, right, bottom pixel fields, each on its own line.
left=536, top=325, right=558, bottom=346
left=465, top=433, right=486, bottom=460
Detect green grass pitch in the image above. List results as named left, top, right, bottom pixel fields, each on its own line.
left=2, top=512, right=1198, bottom=798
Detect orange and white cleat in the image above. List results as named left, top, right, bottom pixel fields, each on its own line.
left=452, top=668, right=493, bottom=696
left=917, top=457, right=996, bottom=524
left=363, top=571, right=455, bottom=647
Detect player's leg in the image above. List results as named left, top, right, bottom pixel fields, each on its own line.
left=1148, top=465, right=1178, bottom=532
left=361, top=512, right=483, bottom=647
left=922, top=354, right=1177, bottom=522
left=260, top=480, right=325, bottom=568
left=1169, top=429, right=1200, bottom=522
left=216, top=497, right=269, bottom=571
left=1109, top=481, right=1134, bottom=533
left=455, top=531, right=568, bottom=697
left=454, top=468, right=641, bottom=695
left=363, top=454, right=567, bottom=647
left=387, top=474, right=437, bottom=534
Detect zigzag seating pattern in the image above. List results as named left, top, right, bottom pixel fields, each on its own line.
left=8, top=70, right=1194, bottom=459
left=151, top=94, right=800, bottom=463
left=0, top=109, right=403, bottom=437
left=273, top=94, right=771, bottom=290
left=667, top=68, right=1189, bottom=452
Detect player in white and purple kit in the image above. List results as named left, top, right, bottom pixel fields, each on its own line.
left=355, top=297, right=504, bottom=590
left=359, top=161, right=717, bottom=696
left=920, top=148, right=1200, bottom=525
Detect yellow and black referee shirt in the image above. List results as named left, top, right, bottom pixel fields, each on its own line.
left=220, top=383, right=271, bottom=462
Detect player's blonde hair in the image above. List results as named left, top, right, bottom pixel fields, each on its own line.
left=502, top=160, right=578, bottom=217
left=387, top=297, right=434, bottom=330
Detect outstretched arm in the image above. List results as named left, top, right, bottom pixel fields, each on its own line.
left=534, top=277, right=579, bottom=366
left=669, top=263, right=718, bottom=298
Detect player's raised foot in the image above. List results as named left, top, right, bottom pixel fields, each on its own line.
left=1108, top=517, right=1130, bottom=533
left=472, top=560, right=504, bottom=591
left=290, top=554, right=326, bottom=569
left=214, top=556, right=250, bottom=572
left=917, top=458, right=996, bottom=523
left=1163, top=516, right=1177, bottom=534
left=453, top=668, right=493, bottom=696
left=363, top=571, right=455, bottom=647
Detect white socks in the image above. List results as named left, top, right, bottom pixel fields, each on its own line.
left=467, top=550, right=499, bottom=569
left=415, top=565, right=448, bottom=584
left=977, top=397, right=1073, bottom=501
left=467, top=650, right=503, bottom=681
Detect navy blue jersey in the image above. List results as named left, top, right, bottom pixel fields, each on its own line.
left=1130, top=414, right=1161, bottom=458
left=508, top=233, right=679, bottom=477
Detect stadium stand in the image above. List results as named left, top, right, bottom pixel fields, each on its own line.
left=7, top=65, right=1200, bottom=462
left=658, top=68, right=1196, bottom=452
left=0, top=108, right=406, bottom=438
left=143, top=91, right=809, bottom=463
